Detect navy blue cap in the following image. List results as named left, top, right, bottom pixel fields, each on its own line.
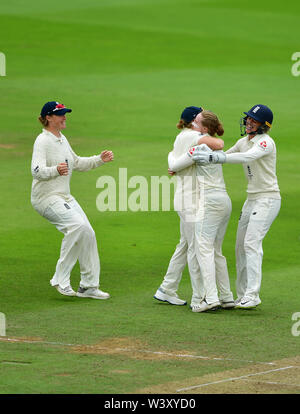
left=41, top=101, right=72, bottom=117
left=180, top=106, right=203, bottom=124
left=244, top=104, right=273, bottom=127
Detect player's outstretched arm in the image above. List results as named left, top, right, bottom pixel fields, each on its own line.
left=168, top=143, right=214, bottom=171
left=168, top=151, right=194, bottom=172
left=193, top=139, right=273, bottom=165
left=68, top=142, right=113, bottom=171
left=197, top=135, right=224, bottom=151
left=225, top=143, right=271, bottom=163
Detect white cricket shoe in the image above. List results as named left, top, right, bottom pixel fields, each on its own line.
left=55, top=285, right=77, bottom=297
left=235, top=297, right=261, bottom=309
left=190, top=300, right=220, bottom=313
left=220, top=300, right=236, bottom=309
left=77, top=287, right=110, bottom=300
left=234, top=298, right=242, bottom=306
left=153, top=288, right=187, bottom=306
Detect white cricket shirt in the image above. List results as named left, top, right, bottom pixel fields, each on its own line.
left=31, top=129, right=104, bottom=214
left=195, top=162, right=226, bottom=192
left=169, top=142, right=226, bottom=192
left=168, top=128, right=201, bottom=212
left=225, top=133, right=280, bottom=200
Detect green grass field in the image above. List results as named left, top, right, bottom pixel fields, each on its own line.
left=1, top=0, right=300, bottom=395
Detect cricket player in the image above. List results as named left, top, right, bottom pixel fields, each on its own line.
left=154, top=106, right=225, bottom=307
left=31, top=101, right=114, bottom=299
left=192, top=104, right=281, bottom=309
left=163, top=111, right=235, bottom=312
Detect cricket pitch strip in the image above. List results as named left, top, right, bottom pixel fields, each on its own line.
left=1, top=336, right=299, bottom=394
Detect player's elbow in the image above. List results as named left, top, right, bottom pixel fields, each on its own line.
left=168, top=162, right=179, bottom=172
left=214, top=139, right=224, bottom=151
left=167, top=155, right=177, bottom=172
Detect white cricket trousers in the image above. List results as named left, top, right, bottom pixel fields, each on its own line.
left=194, top=190, right=234, bottom=305
left=38, top=197, right=100, bottom=290
left=235, top=197, right=281, bottom=301
left=160, top=209, right=204, bottom=304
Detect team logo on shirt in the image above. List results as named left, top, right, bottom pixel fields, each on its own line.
left=247, top=165, right=253, bottom=179
left=189, top=147, right=195, bottom=155
left=259, top=140, right=267, bottom=149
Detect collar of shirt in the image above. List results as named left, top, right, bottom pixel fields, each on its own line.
left=42, top=128, right=64, bottom=143
left=247, top=133, right=266, bottom=145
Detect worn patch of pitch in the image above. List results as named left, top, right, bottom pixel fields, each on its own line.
left=0, top=336, right=281, bottom=365
left=0, top=144, right=16, bottom=149
left=71, top=337, right=198, bottom=361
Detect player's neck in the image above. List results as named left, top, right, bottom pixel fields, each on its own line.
left=248, top=133, right=257, bottom=140
left=46, top=127, right=61, bottom=138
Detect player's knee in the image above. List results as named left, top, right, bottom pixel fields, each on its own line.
left=244, top=237, right=260, bottom=253
left=73, top=220, right=95, bottom=239
left=81, top=223, right=96, bottom=239
left=198, top=238, right=214, bottom=253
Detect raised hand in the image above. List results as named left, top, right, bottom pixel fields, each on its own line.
left=100, top=150, right=114, bottom=163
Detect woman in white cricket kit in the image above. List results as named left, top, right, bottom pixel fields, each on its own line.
left=166, top=111, right=235, bottom=312
left=31, top=101, right=114, bottom=299
left=192, top=104, right=281, bottom=309
left=154, top=106, right=225, bottom=307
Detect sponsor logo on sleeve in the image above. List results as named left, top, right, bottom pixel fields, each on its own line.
left=259, top=140, right=267, bottom=150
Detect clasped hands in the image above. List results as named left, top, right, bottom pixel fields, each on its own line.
left=190, top=144, right=226, bottom=165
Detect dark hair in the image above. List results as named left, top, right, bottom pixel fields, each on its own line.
left=201, top=111, right=224, bottom=136
left=38, top=114, right=52, bottom=127
left=258, top=125, right=270, bottom=134
left=38, top=115, right=48, bottom=127
left=176, top=119, right=193, bottom=130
